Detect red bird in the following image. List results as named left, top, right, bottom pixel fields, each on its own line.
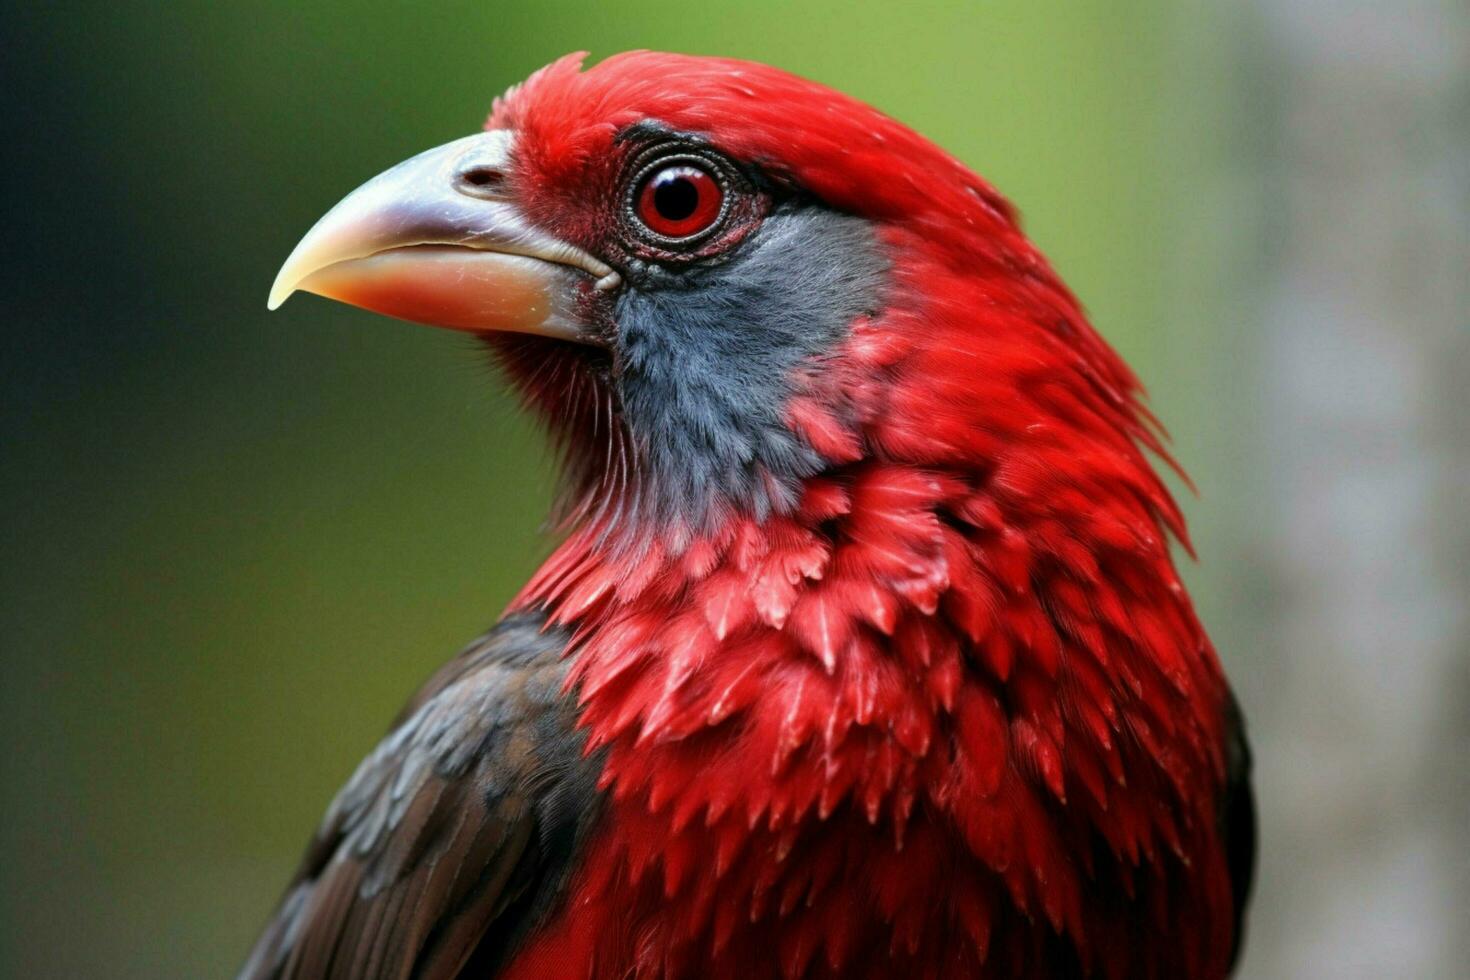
left=246, top=52, right=1254, bottom=979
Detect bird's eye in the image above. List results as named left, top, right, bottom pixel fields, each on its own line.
left=633, top=164, right=724, bottom=240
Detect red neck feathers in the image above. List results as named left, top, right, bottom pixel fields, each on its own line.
left=504, top=227, right=1234, bottom=979
left=496, top=52, right=1236, bottom=979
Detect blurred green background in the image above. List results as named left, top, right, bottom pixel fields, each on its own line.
left=4, top=2, right=1464, bottom=978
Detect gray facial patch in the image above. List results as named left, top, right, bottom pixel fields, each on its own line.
left=612, top=206, right=888, bottom=529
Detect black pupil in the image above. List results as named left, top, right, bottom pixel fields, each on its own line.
left=653, top=171, right=701, bottom=221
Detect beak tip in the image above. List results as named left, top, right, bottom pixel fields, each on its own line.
left=267, top=270, right=299, bottom=311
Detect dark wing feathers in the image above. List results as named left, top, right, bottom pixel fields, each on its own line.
left=1221, top=688, right=1257, bottom=973
left=239, top=613, right=601, bottom=980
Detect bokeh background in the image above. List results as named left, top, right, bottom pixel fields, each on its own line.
left=2, top=1, right=1465, bottom=977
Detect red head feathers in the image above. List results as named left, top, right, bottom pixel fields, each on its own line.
left=257, top=51, right=1253, bottom=980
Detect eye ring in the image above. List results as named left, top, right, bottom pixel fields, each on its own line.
left=624, top=152, right=733, bottom=247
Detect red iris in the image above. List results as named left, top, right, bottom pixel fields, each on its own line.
left=635, top=164, right=723, bottom=239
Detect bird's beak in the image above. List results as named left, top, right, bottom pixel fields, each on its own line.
left=268, top=129, right=619, bottom=341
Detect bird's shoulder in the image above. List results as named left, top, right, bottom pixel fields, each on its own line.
left=238, top=611, right=602, bottom=980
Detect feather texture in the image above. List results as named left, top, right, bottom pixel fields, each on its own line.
left=251, top=51, right=1253, bottom=980
left=239, top=616, right=601, bottom=980
left=492, top=52, right=1249, bottom=979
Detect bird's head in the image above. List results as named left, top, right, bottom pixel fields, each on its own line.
left=272, top=52, right=1167, bottom=547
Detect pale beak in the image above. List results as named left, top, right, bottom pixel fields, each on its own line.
left=267, top=129, right=619, bottom=341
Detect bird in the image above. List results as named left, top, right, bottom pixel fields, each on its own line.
left=245, top=51, right=1255, bottom=980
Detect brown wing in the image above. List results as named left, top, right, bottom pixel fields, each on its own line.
left=238, top=613, right=602, bottom=980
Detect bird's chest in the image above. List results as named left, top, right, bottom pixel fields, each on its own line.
left=502, top=648, right=1015, bottom=980
left=500, top=492, right=1227, bottom=977
left=506, top=808, right=981, bottom=980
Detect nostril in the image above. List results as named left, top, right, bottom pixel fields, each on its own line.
left=459, top=166, right=505, bottom=189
